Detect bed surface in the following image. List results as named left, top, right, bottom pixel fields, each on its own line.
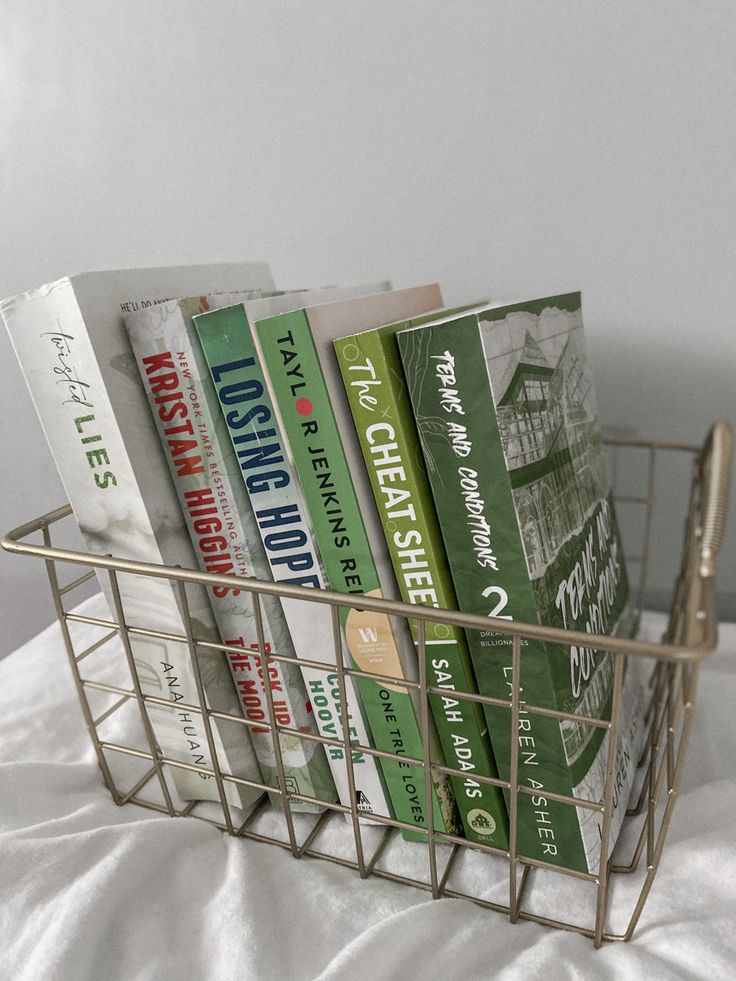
left=2, top=595, right=734, bottom=981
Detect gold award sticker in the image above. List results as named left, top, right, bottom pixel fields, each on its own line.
left=345, top=590, right=404, bottom=693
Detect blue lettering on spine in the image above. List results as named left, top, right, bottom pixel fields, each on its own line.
left=210, top=358, right=319, bottom=587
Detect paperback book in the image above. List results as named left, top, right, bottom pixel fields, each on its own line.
left=397, top=293, right=641, bottom=872
left=255, top=286, right=462, bottom=840
left=334, top=309, right=510, bottom=847
left=124, top=293, right=337, bottom=811
left=194, top=285, right=394, bottom=820
left=1, top=265, right=273, bottom=809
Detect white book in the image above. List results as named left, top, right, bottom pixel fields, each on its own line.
left=1, top=264, right=274, bottom=809
left=124, top=291, right=338, bottom=812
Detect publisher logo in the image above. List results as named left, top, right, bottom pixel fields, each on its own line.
left=468, top=808, right=496, bottom=837
left=355, top=791, right=372, bottom=812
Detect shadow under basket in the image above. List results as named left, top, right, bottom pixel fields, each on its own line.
left=2, top=423, right=732, bottom=947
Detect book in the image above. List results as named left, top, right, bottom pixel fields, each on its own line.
left=1, top=264, right=274, bottom=809
left=124, top=293, right=338, bottom=811
left=334, top=309, right=510, bottom=847
left=194, top=285, right=394, bottom=820
left=255, top=286, right=463, bottom=840
left=397, top=293, right=640, bottom=873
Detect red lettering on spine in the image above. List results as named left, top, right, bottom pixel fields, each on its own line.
left=141, top=352, right=204, bottom=476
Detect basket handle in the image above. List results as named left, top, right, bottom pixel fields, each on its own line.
left=698, top=419, right=733, bottom=578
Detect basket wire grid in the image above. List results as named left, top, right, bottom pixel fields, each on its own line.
left=2, top=423, right=732, bottom=947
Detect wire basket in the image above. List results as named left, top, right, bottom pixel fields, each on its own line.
left=2, top=423, right=732, bottom=947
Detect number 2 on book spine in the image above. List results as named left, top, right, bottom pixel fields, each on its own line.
left=482, top=585, right=513, bottom=620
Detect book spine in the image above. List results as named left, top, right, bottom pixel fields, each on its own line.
left=334, top=327, right=510, bottom=847
left=1, top=283, right=262, bottom=811
left=256, top=310, right=456, bottom=839
left=398, top=317, right=588, bottom=871
left=193, top=304, right=390, bottom=819
left=125, top=300, right=337, bottom=812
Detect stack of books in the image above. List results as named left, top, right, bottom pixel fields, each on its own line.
left=1, top=263, right=648, bottom=875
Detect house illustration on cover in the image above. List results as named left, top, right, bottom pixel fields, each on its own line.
left=489, top=324, right=614, bottom=766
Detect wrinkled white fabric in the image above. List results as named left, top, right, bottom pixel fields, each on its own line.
left=1, top=595, right=734, bottom=981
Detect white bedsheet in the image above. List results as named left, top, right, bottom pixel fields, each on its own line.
left=1, top=594, right=734, bottom=981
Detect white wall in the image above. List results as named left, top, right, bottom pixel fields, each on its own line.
left=1, top=0, right=734, bottom=656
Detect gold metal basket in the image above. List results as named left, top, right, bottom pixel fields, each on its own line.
left=3, top=423, right=732, bottom=947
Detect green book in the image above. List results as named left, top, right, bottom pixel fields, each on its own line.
left=398, top=294, right=643, bottom=874
left=193, top=292, right=393, bottom=821
left=334, top=310, right=509, bottom=848
left=255, top=286, right=462, bottom=840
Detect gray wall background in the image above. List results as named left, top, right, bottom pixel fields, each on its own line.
left=1, top=1, right=734, bottom=657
